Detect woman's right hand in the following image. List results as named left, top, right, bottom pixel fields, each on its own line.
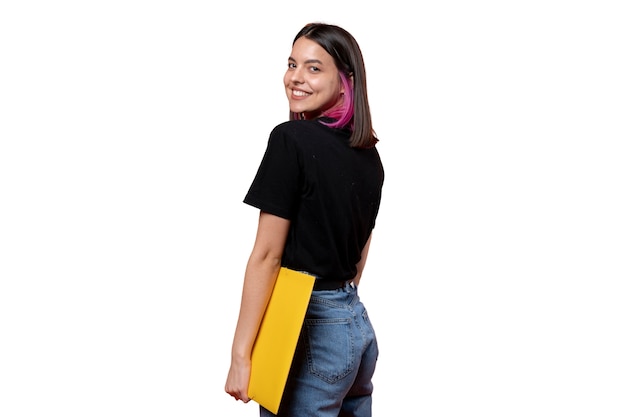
left=225, top=355, right=251, bottom=403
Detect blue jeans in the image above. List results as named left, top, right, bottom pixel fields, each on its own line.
left=260, top=283, right=379, bottom=417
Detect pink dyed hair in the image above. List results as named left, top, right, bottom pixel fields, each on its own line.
left=320, top=72, right=354, bottom=130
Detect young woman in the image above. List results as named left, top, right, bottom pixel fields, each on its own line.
left=225, top=22, right=384, bottom=417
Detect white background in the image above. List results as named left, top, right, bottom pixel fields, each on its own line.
left=1, top=1, right=625, bottom=416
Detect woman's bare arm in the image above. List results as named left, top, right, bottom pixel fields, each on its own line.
left=352, top=232, right=373, bottom=287
left=224, top=211, right=290, bottom=402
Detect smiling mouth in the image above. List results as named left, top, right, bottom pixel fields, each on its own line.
left=292, top=89, right=311, bottom=97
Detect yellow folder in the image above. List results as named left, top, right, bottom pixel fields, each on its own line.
left=247, top=267, right=315, bottom=414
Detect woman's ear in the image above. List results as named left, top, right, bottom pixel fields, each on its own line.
left=340, top=73, right=354, bottom=96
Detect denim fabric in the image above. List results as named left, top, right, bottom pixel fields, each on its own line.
left=260, top=283, right=379, bottom=417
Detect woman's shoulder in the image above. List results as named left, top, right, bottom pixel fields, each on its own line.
left=271, top=119, right=323, bottom=134
left=272, top=119, right=347, bottom=139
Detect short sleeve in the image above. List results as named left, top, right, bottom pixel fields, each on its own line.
left=243, top=125, right=301, bottom=219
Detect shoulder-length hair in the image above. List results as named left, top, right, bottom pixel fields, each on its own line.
left=290, top=23, right=378, bottom=149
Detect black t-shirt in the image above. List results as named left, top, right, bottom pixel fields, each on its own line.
left=244, top=119, right=384, bottom=281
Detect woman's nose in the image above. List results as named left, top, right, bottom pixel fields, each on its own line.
left=288, top=67, right=304, bottom=83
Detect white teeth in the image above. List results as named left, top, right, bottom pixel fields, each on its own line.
left=293, top=90, right=309, bottom=97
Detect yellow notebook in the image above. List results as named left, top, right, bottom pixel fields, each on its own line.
left=248, top=267, right=315, bottom=414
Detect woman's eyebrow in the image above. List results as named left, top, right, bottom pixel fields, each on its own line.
left=288, top=57, right=324, bottom=65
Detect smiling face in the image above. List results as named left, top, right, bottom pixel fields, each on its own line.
left=284, top=37, right=345, bottom=120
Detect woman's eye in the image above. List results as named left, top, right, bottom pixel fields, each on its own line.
left=309, top=66, right=320, bottom=72
left=288, top=62, right=296, bottom=69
